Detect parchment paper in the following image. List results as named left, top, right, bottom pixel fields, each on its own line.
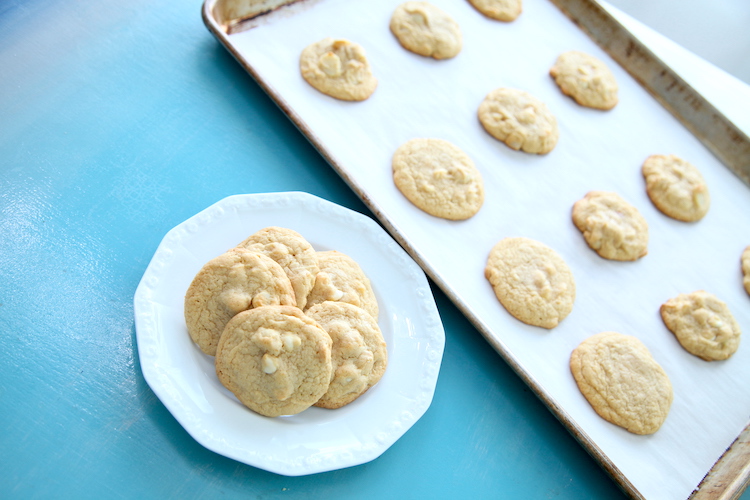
left=224, top=1, right=750, bottom=498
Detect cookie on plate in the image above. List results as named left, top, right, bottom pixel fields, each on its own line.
left=641, top=154, right=710, bottom=222
left=572, top=191, right=648, bottom=261
left=743, top=246, right=750, bottom=296
left=299, top=37, right=377, bottom=101
left=549, top=51, right=618, bottom=110
left=305, top=250, right=379, bottom=319
left=215, top=305, right=333, bottom=417
left=478, top=88, right=559, bottom=154
left=392, top=138, right=484, bottom=220
left=468, top=0, right=522, bottom=22
left=485, top=237, right=575, bottom=329
left=306, top=302, right=388, bottom=409
left=238, top=226, right=319, bottom=310
left=184, top=247, right=297, bottom=356
left=390, top=2, right=462, bottom=60
left=570, top=331, right=673, bottom=435
left=660, top=290, right=741, bottom=361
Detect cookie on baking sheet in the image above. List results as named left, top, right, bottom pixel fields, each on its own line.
left=184, top=247, right=297, bottom=356
left=478, top=88, right=559, bottom=154
left=549, top=51, right=618, bottom=110
left=660, top=290, right=741, bottom=361
left=305, top=250, right=379, bottom=319
left=238, top=226, right=319, bottom=310
left=215, top=306, right=333, bottom=417
left=306, top=302, right=388, bottom=409
left=390, top=2, right=462, bottom=60
left=570, top=331, right=673, bottom=435
left=642, top=154, right=710, bottom=222
left=743, top=246, right=750, bottom=296
left=571, top=191, right=649, bottom=261
left=299, top=37, right=377, bottom=101
left=485, top=237, right=575, bottom=329
left=468, top=0, right=522, bottom=22
left=392, top=138, right=484, bottom=220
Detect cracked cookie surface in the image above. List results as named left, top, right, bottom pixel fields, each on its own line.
left=305, top=250, right=379, bottom=319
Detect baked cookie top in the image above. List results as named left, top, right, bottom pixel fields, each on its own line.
left=215, top=305, right=333, bottom=417
left=392, top=138, right=484, bottom=220
left=485, top=237, right=575, bottom=329
left=743, top=246, right=750, bottom=296
left=390, top=2, right=462, bottom=60
left=478, top=88, right=559, bottom=154
left=572, top=191, right=649, bottom=261
left=642, top=154, right=710, bottom=222
left=660, top=290, right=741, bottom=361
left=306, top=302, right=388, bottom=409
left=299, top=37, right=377, bottom=101
left=468, top=0, right=522, bottom=22
left=549, top=51, right=618, bottom=110
left=184, top=247, right=297, bottom=356
left=238, top=226, right=319, bottom=310
left=305, top=250, right=379, bottom=319
left=570, top=331, right=673, bottom=435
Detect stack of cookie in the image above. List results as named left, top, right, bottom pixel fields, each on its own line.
left=184, top=227, right=387, bottom=417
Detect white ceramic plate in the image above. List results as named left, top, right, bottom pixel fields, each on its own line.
left=133, top=192, right=445, bottom=476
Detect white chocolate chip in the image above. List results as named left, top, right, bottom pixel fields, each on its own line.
left=261, top=353, right=278, bottom=374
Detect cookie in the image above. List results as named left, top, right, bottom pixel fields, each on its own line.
left=485, top=237, right=575, bottom=329
left=549, top=51, right=618, bottom=110
left=390, top=2, right=462, bottom=60
left=392, top=138, right=484, bottom=220
left=299, top=38, right=377, bottom=101
left=238, top=226, right=319, bottom=310
left=305, top=250, right=379, bottom=319
left=184, top=248, right=297, bottom=356
left=642, top=154, right=710, bottom=222
left=478, top=88, right=559, bottom=154
left=306, top=302, right=388, bottom=409
left=743, top=246, right=750, bottom=296
left=570, top=331, right=673, bottom=435
left=660, top=290, right=741, bottom=361
left=215, top=306, right=333, bottom=417
left=468, top=0, right=522, bottom=22
left=572, top=191, right=649, bottom=261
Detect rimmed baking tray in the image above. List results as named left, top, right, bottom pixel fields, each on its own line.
left=202, top=1, right=750, bottom=498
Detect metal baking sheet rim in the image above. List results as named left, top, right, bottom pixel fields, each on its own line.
left=201, top=1, right=750, bottom=499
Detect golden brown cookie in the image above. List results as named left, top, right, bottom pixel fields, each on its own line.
left=572, top=191, right=649, bottom=261
left=306, top=302, right=388, bottom=409
left=478, top=88, right=559, bottom=154
left=299, top=38, right=377, bottom=101
left=485, top=237, right=575, bottom=329
left=184, top=247, right=297, bottom=356
left=238, top=226, right=319, bottom=310
left=642, top=154, right=710, bottom=222
left=660, top=290, right=741, bottom=361
left=743, top=246, right=750, bottom=296
left=390, top=2, right=462, bottom=60
left=305, top=250, right=379, bottom=319
left=570, top=331, right=673, bottom=435
left=468, top=0, right=522, bottom=21
left=549, top=51, right=618, bottom=110
left=215, top=306, right=333, bottom=417
left=392, top=138, right=484, bottom=220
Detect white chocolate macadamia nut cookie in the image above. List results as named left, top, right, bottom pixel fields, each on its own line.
left=478, top=88, right=559, bottom=154
left=468, top=0, right=522, bottom=22
left=570, top=331, right=673, bottom=435
left=392, top=138, right=484, bottom=220
left=485, top=237, right=575, bottom=329
left=305, top=250, right=379, bottom=319
left=642, top=154, right=710, bottom=222
left=184, top=247, right=297, bottom=356
left=572, top=191, right=648, bottom=261
left=299, top=38, right=377, bottom=101
left=660, top=290, right=741, bottom=361
left=215, top=306, right=333, bottom=417
left=390, top=2, right=462, bottom=60
left=549, top=51, right=618, bottom=110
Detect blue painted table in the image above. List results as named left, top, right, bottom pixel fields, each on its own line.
left=0, top=1, right=745, bottom=498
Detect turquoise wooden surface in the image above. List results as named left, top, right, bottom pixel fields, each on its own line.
left=0, top=1, right=742, bottom=498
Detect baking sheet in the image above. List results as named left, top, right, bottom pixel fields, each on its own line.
left=205, top=1, right=750, bottom=498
